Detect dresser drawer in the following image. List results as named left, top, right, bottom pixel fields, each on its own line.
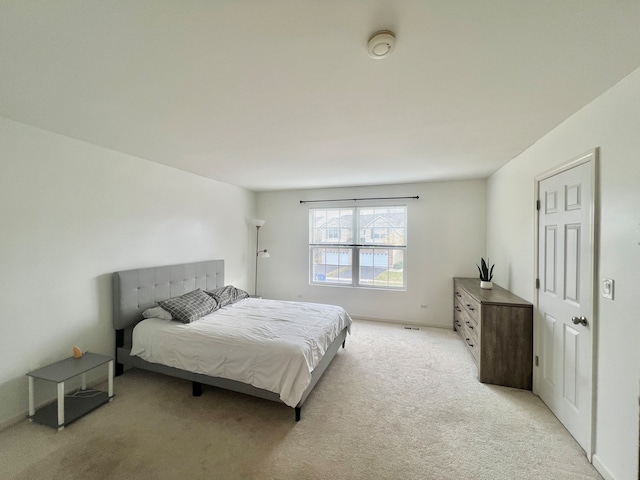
left=455, top=286, right=480, bottom=324
left=453, top=310, right=464, bottom=332
left=455, top=299, right=480, bottom=336
left=453, top=301, right=465, bottom=331
left=462, top=310, right=479, bottom=341
left=460, top=324, right=479, bottom=364
left=454, top=305, right=478, bottom=364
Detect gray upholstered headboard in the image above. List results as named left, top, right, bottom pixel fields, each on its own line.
left=112, top=260, right=225, bottom=331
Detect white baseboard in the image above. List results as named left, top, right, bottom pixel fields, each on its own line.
left=0, top=410, right=28, bottom=432
left=592, top=454, right=616, bottom=480
left=351, top=316, right=451, bottom=330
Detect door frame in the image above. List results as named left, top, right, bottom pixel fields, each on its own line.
left=532, top=148, right=599, bottom=460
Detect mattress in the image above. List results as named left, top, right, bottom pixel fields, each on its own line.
left=130, top=298, right=352, bottom=407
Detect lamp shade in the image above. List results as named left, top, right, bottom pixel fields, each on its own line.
left=252, top=219, right=265, bottom=227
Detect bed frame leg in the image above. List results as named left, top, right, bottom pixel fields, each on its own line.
left=192, top=382, right=202, bottom=397
left=115, top=329, right=125, bottom=376
left=295, top=407, right=301, bottom=422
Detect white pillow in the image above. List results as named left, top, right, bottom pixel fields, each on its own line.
left=141, top=306, right=173, bottom=321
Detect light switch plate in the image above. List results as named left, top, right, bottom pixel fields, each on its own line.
left=602, top=278, right=614, bottom=300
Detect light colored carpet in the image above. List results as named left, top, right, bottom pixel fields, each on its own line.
left=0, top=320, right=601, bottom=480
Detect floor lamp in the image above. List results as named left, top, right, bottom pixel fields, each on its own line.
left=253, top=219, right=270, bottom=296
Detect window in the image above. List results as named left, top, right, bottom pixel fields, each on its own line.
left=309, top=206, right=406, bottom=289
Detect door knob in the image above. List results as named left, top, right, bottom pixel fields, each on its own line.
left=571, top=316, right=588, bottom=327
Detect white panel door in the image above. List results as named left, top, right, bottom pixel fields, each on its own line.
left=537, top=155, right=594, bottom=458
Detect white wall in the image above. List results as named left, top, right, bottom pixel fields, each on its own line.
left=0, top=116, right=256, bottom=428
left=487, top=67, right=640, bottom=480
left=256, top=180, right=486, bottom=327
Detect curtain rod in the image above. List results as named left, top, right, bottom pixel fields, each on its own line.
left=299, top=195, right=419, bottom=204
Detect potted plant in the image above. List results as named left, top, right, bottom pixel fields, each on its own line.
left=476, top=257, right=494, bottom=289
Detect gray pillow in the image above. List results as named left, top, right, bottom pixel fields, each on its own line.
left=205, top=285, right=249, bottom=308
left=158, top=289, right=218, bottom=324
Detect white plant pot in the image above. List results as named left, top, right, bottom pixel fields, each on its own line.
left=480, top=281, right=493, bottom=289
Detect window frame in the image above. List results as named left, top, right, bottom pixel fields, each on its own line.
left=308, top=205, right=407, bottom=290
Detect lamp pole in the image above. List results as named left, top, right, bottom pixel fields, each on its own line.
left=252, top=219, right=269, bottom=297
left=255, top=224, right=261, bottom=296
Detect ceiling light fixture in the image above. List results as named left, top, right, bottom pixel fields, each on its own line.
left=367, top=30, right=396, bottom=59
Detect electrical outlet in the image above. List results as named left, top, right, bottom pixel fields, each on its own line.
left=420, top=304, right=428, bottom=309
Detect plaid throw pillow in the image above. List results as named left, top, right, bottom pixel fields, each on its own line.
left=158, top=289, right=217, bottom=324
left=205, top=285, right=249, bottom=308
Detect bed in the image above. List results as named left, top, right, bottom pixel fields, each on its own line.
left=112, top=259, right=351, bottom=421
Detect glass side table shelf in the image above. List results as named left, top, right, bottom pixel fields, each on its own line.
left=26, top=352, right=114, bottom=431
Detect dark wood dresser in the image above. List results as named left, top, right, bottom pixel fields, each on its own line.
left=453, top=277, right=533, bottom=390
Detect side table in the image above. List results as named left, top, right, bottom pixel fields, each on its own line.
left=26, top=352, right=114, bottom=430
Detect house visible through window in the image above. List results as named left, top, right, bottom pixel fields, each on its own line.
left=309, top=206, right=407, bottom=289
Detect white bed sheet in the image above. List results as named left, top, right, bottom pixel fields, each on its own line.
left=130, top=298, right=352, bottom=407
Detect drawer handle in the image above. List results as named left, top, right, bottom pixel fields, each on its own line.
left=455, top=292, right=462, bottom=297
left=465, top=338, right=474, bottom=347
left=455, top=307, right=462, bottom=312
left=466, top=304, right=475, bottom=311
left=455, top=321, right=462, bottom=327
left=465, top=321, right=474, bottom=330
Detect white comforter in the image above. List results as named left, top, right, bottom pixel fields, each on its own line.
left=130, top=298, right=352, bottom=407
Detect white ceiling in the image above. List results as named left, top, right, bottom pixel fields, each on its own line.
left=1, top=1, right=640, bottom=192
